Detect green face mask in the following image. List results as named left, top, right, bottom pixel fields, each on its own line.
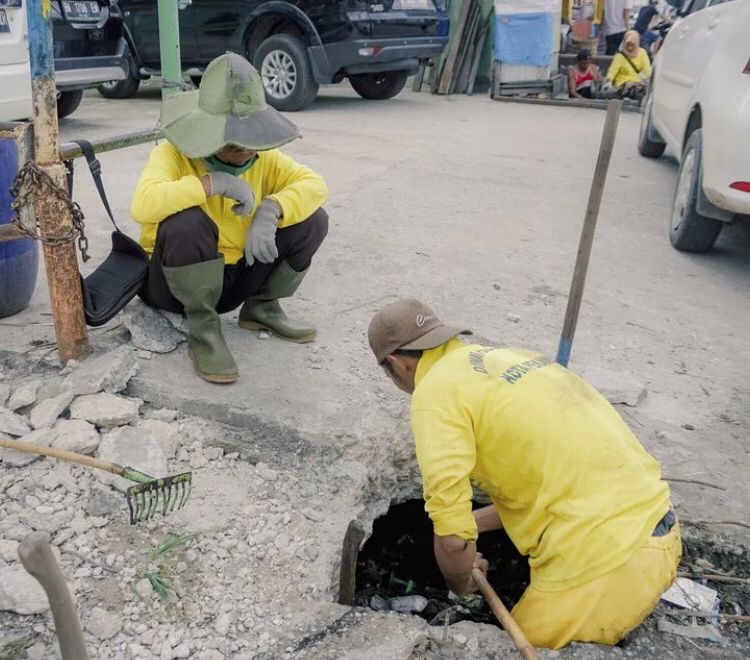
left=204, top=153, right=259, bottom=176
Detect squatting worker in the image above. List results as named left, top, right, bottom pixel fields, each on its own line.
left=130, top=52, right=328, bottom=384
left=367, top=299, right=681, bottom=649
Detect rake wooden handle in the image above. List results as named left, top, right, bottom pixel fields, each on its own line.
left=0, top=436, right=123, bottom=475
left=18, top=532, right=89, bottom=660
left=471, top=569, right=538, bottom=660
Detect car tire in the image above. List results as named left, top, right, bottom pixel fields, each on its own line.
left=349, top=70, right=409, bottom=100
left=56, top=90, right=83, bottom=119
left=669, top=129, right=722, bottom=253
left=98, top=46, right=141, bottom=99
left=638, top=87, right=665, bottom=158
left=254, top=34, right=318, bottom=112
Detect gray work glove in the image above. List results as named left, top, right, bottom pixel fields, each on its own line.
left=208, top=171, right=255, bottom=216
left=245, top=199, right=280, bottom=266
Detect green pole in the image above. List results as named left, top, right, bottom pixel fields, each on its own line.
left=157, top=0, right=183, bottom=97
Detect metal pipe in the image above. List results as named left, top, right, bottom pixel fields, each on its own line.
left=157, top=0, right=183, bottom=97
left=25, top=0, right=90, bottom=363
left=59, top=128, right=163, bottom=161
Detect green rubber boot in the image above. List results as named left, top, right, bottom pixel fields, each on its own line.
left=238, top=260, right=316, bottom=343
left=163, top=258, right=238, bottom=384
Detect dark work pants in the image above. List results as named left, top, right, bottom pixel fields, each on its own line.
left=141, top=206, right=328, bottom=314
left=606, top=32, right=626, bottom=55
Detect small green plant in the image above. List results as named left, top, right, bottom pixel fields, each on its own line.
left=0, top=636, right=33, bottom=660
left=144, top=570, right=175, bottom=601
left=150, top=533, right=196, bottom=560
left=133, top=533, right=198, bottom=604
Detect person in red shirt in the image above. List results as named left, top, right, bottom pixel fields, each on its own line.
left=568, top=49, right=602, bottom=99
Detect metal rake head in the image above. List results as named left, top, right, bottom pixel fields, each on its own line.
left=125, top=472, right=192, bottom=524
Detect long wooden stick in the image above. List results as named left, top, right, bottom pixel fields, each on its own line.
left=471, top=569, right=538, bottom=660
left=556, top=100, right=622, bottom=367
left=19, top=532, right=89, bottom=659
left=0, top=436, right=122, bottom=475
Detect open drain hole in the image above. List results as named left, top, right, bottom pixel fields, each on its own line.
left=354, top=499, right=530, bottom=626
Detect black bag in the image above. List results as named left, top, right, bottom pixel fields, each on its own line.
left=68, top=140, right=149, bottom=327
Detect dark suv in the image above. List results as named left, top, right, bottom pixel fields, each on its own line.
left=52, top=0, right=129, bottom=117
left=101, top=0, right=447, bottom=110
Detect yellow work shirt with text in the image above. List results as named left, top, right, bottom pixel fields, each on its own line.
left=411, top=339, right=670, bottom=592
left=130, top=141, right=328, bottom=265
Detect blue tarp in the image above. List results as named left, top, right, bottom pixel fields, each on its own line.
left=494, top=12, right=553, bottom=67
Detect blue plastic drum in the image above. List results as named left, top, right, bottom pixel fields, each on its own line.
left=0, top=136, right=38, bottom=318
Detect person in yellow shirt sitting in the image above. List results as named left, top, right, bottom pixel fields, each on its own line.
left=130, top=52, right=329, bottom=384
left=606, top=30, right=652, bottom=101
left=368, top=299, right=680, bottom=650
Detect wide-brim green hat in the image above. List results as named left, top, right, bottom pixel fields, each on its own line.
left=161, top=52, right=300, bottom=158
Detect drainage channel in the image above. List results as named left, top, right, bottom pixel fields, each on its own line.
left=342, top=499, right=529, bottom=627
left=339, top=500, right=750, bottom=655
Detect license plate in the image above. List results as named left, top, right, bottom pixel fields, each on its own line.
left=393, top=0, right=433, bottom=10
left=0, top=9, right=9, bottom=33
left=62, top=1, right=101, bottom=20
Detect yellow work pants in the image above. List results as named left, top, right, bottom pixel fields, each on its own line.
left=511, top=523, right=682, bottom=650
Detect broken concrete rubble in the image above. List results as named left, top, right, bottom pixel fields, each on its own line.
left=97, top=425, right=168, bottom=490
left=51, top=419, right=100, bottom=456
left=0, top=407, right=31, bottom=437
left=28, top=389, right=74, bottom=429
left=0, top=383, right=10, bottom=407
left=70, top=392, right=141, bottom=428
left=6, top=379, right=41, bottom=411
left=123, top=300, right=187, bottom=354
left=62, top=347, right=139, bottom=396
left=0, top=427, right=54, bottom=467
left=0, top=565, right=49, bottom=615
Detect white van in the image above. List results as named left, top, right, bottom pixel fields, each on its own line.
left=0, top=0, right=32, bottom=122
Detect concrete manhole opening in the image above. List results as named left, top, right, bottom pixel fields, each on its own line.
left=353, top=499, right=529, bottom=626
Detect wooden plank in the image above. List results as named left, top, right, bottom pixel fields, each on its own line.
left=556, top=101, right=622, bottom=367
left=467, top=23, right=488, bottom=96
left=429, top=56, right=440, bottom=93
left=412, top=59, right=427, bottom=92
left=451, top=4, right=481, bottom=94
left=437, top=0, right=474, bottom=95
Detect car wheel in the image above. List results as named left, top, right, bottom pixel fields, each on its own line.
left=98, top=45, right=141, bottom=99
left=254, top=34, right=318, bottom=112
left=638, top=87, right=665, bottom=158
left=349, top=70, right=409, bottom=100
left=56, top=90, right=83, bottom=119
left=669, top=129, right=722, bottom=253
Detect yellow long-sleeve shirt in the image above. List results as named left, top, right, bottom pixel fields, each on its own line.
left=607, top=48, right=652, bottom=88
left=411, top=338, right=670, bottom=592
left=130, top=141, right=329, bottom=264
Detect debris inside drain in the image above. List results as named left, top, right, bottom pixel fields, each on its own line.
left=355, top=499, right=530, bottom=626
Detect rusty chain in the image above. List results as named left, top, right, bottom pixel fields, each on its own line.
left=9, top=160, right=90, bottom=262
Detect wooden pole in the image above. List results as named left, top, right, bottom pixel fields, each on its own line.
left=25, top=0, right=89, bottom=364
left=471, top=569, right=538, bottom=660
left=555, top=100, right=621, bottom=367
left=19, top=532, right=89, bottom=660
left=338, top=520, right=365, bottom=606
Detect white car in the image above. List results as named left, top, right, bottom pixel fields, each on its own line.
left=0, top=0, right=32, bottom=122
left=638, top=0, right=750, bottom=252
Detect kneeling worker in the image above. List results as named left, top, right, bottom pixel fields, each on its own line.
left=368, top=299, right=680, bottom=649
left=131, top=52, right=328, bottom=383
